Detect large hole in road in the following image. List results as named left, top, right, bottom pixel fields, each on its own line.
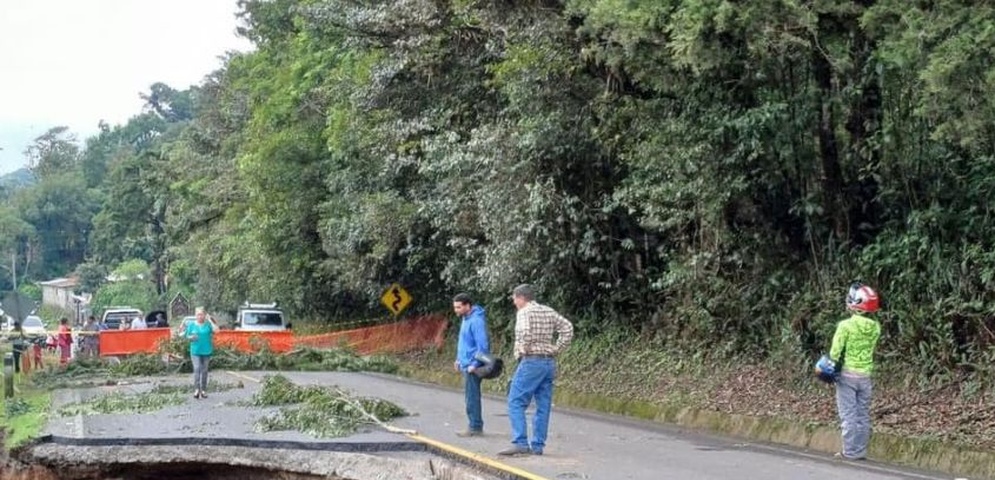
left=2, top=444, right=502, bottom=480
left=3, top=462, right=331, bottom=480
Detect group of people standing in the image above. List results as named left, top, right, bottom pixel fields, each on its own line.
left=452, top=283, right=575, bottom=456
left=453, top=281, right=883, bottom=461
left=25, top=280, right=883, bottom=461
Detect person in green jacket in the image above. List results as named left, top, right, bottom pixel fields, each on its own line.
left=830, top=282, right=882, bottom=460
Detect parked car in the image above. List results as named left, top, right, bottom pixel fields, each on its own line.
left=101, top=307, right=144, bottom=330
left=20, top=315, right=47, bottom=337
left=172, top=315, right=197, bottom=337
left=236, top=303, right=291, bottom=332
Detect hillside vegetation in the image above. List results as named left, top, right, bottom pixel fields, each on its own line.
left=2, top=1, right=994, bottom=386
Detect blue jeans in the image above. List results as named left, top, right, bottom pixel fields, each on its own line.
left=463, top=371, right=483, bottom=431
left=508, top=357, right=555, bottom=453
left=192, top=354, right=210, bottom=391
left=836, top=373, right=873, bottom=459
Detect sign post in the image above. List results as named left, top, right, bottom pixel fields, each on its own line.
left=169, top=292, right=191, bottom=322
left=380, top=283, right=412, bottom=317
left=3, top=353, right=14, bottom=398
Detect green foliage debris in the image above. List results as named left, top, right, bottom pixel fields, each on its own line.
left=58, top=391, right=185, bottom=416
left=252, top=375, right=406, bottom=438
left=56, top=381, right=241, bottom=416
left=30, top=345, right=399, bottom=391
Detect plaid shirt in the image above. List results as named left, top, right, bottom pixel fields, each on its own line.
left=514, top=302, right=574, bottom=359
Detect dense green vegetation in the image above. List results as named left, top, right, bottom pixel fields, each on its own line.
left=4, top=0, right=994, bottom=379
left=0, top=389, right=51, bottom=449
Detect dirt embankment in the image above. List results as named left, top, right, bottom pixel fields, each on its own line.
left=0, top=444, right=58, bottom=480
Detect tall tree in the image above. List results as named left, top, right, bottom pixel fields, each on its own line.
left=24, top=126, right=80, bottom=180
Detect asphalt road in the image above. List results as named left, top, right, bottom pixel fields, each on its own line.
left=44, top=371, right=964, bottom=480
left=245, top=372, right=959, bottom=480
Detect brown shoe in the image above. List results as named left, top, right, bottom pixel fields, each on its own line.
left=497, top=446, right=531, bottom=456
left=456, top=429, right=483, bottom=437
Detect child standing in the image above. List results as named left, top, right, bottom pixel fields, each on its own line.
left=830, top=282, right=882, bottom=460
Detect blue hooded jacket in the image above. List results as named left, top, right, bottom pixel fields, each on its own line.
left=456, top=305, right=490, bottom=371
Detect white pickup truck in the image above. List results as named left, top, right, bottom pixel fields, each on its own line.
left=101, top=307, right=143, bottom=330
left=235, top=303, right=291, bottom=332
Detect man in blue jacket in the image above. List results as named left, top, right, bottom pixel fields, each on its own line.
left=453, top=293, right=490, bottom=437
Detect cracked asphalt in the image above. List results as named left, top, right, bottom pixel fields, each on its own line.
left=41, top=371, right=961, bottom=480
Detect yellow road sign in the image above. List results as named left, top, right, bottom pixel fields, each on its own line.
left=380, top=283, right=412, bottom=316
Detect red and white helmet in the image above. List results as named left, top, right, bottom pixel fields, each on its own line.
left=846, top=282, right=880, bottom=313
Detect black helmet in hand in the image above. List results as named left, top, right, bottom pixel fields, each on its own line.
left=472, top=352, right=504, bottom=380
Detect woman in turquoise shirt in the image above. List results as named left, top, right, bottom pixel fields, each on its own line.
left=185, top=307, right=220, bottom=399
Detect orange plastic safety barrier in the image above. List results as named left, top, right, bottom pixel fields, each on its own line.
left=99, top=328, right=172, bottom=356
left=294, top=314, right=449, bottom=355
left=214, top=330, right=295, bottom=353
left=94, top=315, right=450, bottom=357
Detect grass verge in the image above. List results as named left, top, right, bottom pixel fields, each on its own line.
left=1, top=387, right=52, bottom=449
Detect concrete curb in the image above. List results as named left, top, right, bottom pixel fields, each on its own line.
left=666, top=408, right=994, bottom=480
left=398, top=368, right=995, bottom=480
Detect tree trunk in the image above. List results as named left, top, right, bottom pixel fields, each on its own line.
left=845, top=0, right=882, bottom=246
left=812, top=17, right=848, bottom=242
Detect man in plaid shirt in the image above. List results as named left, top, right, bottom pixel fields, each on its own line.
left=499, top=284, right=574, bottom=456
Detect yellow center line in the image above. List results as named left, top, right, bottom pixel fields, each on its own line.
left=225, top=370, right=550, bottom=480
left=225, top=370, right=261, bottom=384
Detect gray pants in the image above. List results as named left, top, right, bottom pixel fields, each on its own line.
left=192, top=354, right=210, bottom=391
left=835, top=373, right=873, bottom=459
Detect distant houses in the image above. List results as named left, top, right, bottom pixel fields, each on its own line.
left=37, top=276, right=90, bottom=322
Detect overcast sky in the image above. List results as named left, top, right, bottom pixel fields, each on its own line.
left=0, top=0, right=254, bottom=174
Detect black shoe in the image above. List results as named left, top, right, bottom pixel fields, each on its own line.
left=497, top=446, right=531, bottom=456
left=456, top=429, right=483, bottom=437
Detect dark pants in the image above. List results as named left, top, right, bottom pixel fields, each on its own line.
left=463, top=371, right=483, bottom=431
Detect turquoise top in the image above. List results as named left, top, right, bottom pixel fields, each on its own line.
left=185, top=321, right=215, bottom=356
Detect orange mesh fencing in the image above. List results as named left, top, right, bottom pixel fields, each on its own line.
left=294, top=315, right=449, bottom=355
left=214, top=331, right=295, bottom=353
left=99, top=328, right=172, bottom=356
left=95, top=315, right=449, bottom=357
